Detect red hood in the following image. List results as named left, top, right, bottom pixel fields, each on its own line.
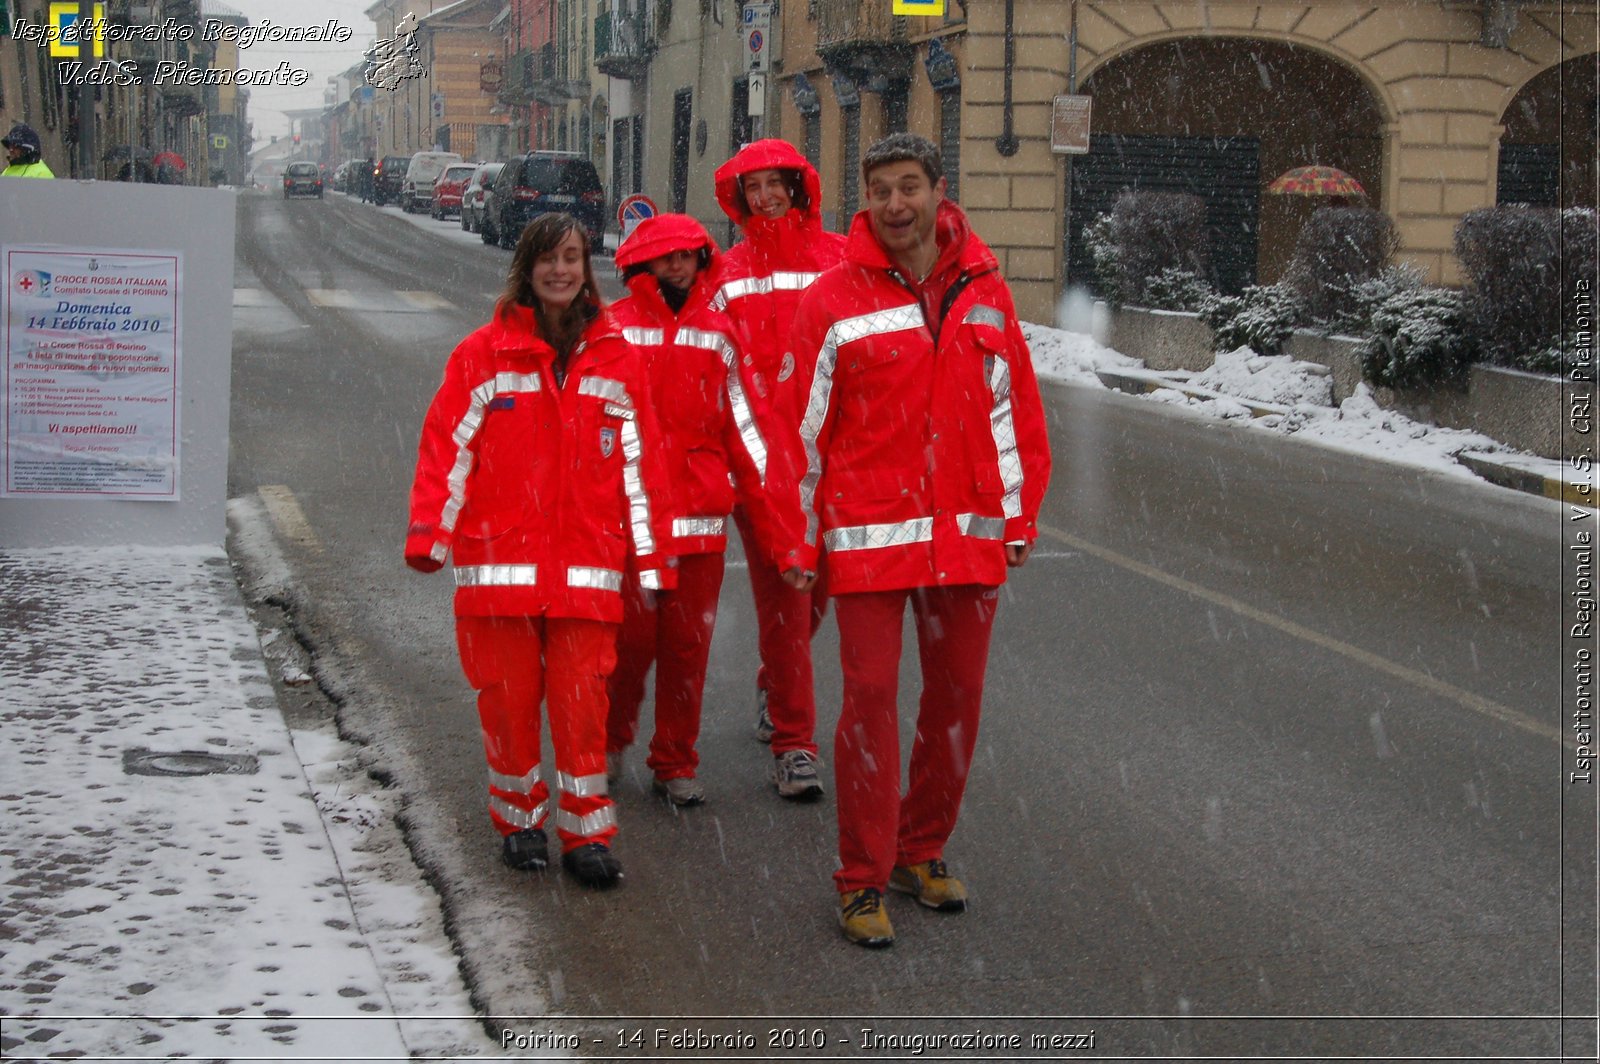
left=615, top=213, right=723, bottom=312
left=614, top=212, right=723, bottom=274
left=714, top=139, right=825, bottom=229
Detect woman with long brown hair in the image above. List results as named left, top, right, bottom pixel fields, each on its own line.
left=405, top=213, right=675, bottom=888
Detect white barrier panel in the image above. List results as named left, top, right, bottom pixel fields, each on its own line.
left=0, top=181, right=235, bottom=547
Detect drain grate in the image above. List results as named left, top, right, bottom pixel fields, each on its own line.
left=123, top=748, right=260, bottom=777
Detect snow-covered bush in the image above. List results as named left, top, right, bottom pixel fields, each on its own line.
left=1142, top=266, right=1215, bottom=312
left=1199, top=283, right=1302, bottom=355
left=1283, top=207, right=1398, bottom=329
left=1358, top=285, right=1476, bottom=389
left=1453, top=205, right=1594, bottom=372
left=1086, top=190, right=1212, bottom=308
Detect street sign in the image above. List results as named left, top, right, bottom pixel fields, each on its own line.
left=617, top=193, right=656, bottom=240
left=748, top=72, right=766, bottom=117
left=743, top=1, right=771, bottom=72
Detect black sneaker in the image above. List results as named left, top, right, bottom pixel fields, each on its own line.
left=501, top=828, right=548, bottom=871
left=562, top=842, right=623, bottom=888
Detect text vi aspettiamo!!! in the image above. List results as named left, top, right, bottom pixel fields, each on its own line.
left=10, top=17, right=353, bottom=48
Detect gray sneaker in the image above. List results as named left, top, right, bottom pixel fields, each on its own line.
left=772, top=749, right=824, bottom=801
left=652, top=775, right=706, bottom=806
left=754, top=687, right=774, bottom=743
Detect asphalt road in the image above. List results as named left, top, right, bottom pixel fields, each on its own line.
left=226, top=189, right=1591, bottom=1060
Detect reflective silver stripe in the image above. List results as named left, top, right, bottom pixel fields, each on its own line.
left=798, top=304, right=925, bottom=547
left=558, top=770, right=608, bottom=798
left=441, top=371, right=542, bottom=533
left=621, top=327, right=664, bottom=346
left=676, top=326, right=769, bottom=483
left=578, top=375, right=629, bottom=405
left=639, top=569, right=664, bottom=591
left=823, top=517, right=934, bottom=552
left=556, top=804, right=617, bottom=837
left=489, top=794, right=547, bottom=830
left=488, top=764, right=541, bottom=793
left=619, top=415, right=657, bottom=554
left=454, top=564, right=539, bottom=587
left=429, top=542, right=448, bottom=563
left=965, top=303, right=1007, bottom=331
left=567, top=566, right=623, bottom=592
left=985, top=353, right=1025, bottom=520
left=673, top=516, right=728, bottom=538
left=957, top=513, right=1007, bottom=540
left=712, top=271, right=824, bottom=308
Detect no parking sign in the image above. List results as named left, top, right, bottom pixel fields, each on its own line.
left=617, top=194, right=657, bottom=240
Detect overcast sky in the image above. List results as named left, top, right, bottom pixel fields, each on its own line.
left=227, top=0, right=378, bottom=145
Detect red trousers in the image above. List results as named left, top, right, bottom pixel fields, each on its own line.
left=455, top=615, right=618, bottom=854
left=606, top=551, right=725, bottom=779
left=831, top=584, right=998, bottom=893
left=733, top=506, right=828, bottom=756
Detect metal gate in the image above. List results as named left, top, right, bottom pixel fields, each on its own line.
left=1066, top=133, right=1261, bottom=297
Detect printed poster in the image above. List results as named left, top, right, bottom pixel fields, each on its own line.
left=3, top=247, right=182, bottom=499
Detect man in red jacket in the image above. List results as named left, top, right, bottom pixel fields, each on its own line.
left=785, top=133, right=1053, bottom=947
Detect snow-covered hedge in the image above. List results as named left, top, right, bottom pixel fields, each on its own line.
left=1455, top=205, right=1597, bottom=374
left=1085, top=190, right=1212, bottom=309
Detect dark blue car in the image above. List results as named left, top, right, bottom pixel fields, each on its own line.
left=484, top=151, right=606, bottom=252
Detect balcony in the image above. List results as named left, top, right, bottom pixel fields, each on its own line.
left=814, top=0, right=907, bottom=52
left=594, top=9, right=654, bottom=80
left=501, top=45, right=589, bottom=104
left=500, top=48, right=538, bottom=101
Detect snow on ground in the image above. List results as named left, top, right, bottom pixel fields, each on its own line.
left=0, top=546, right=504, bottom=1060
left=1020, top=319, right=1563, bottom=486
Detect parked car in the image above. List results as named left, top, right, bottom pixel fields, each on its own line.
left=483, top=151, right=605, bottom=251
left=373, top=155, right=410, bottom=206
left=431, top=163, right=478, bottom=220
left=401, top=151, right=463, bottom=213
left=282, top=161, right=323, bottom=199
left=459, top=162, right=503, bottom=233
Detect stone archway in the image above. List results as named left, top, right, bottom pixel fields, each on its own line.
left=1076, top=37, right=1386, bottom=287
left=1499, top=54, right=1598, bottom=209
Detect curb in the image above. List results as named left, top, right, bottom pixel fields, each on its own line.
left=1094, top=367, right=1290, bottom=419
left=1457, top=452, right=1591, bottom=507
left=1094, top=369, right=1589, bottom=508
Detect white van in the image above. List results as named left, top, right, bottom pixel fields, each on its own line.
left=401, top=151, right=463, bottom=213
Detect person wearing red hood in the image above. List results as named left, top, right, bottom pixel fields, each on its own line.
left=405, top=213, right=676, bottom=890
left=784, top=134, right=1053, bottom=947
left=712, top=138, right=846, bottom=801
left=606, top=213, right=808, bottom=807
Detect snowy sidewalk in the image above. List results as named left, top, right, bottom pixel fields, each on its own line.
left=0, top=546, right=420, bottom=1060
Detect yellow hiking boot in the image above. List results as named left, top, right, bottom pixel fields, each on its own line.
left=889, top=859, right=969, bottom=912
left=838, top=887, right=895, bottom=948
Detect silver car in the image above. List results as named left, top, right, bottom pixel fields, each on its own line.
left=460, top=162, right=503, bottom=234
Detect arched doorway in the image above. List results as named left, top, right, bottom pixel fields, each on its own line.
left=1071, top=38, right=1387, bottom=293
left=1499, top=54, right=1598, bottom=208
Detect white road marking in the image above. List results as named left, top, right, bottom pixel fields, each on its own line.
left=1039, top=522, right=1565, bottom=746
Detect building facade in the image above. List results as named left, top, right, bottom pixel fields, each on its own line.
left=770, top=1, right=1597, bottom=321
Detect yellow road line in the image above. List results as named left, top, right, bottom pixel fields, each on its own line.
left=258, top=485, right=323, bottom=554
left=1038, top=522, right=1566, bottom=746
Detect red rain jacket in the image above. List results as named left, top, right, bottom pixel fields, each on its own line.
left=610, top=213, right=802, bottom=569
left=405, top=303, right=676, bottom=620
left=787, top=200, right=1053, bottom=594
left=712, top=139, right=846, bottom=417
